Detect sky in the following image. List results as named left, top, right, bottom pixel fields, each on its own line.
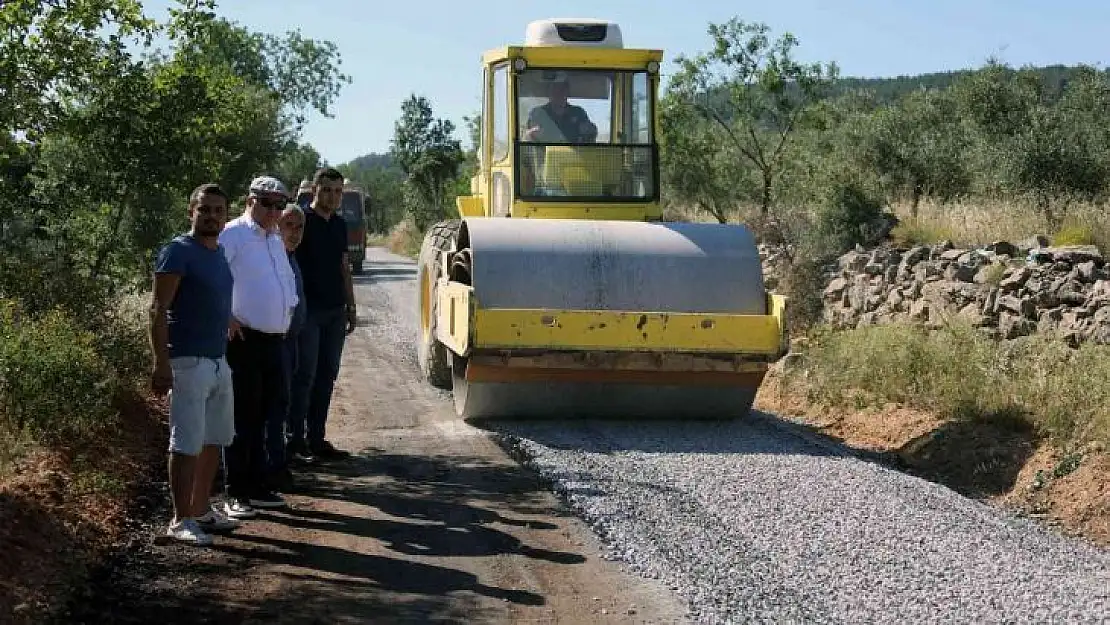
left=141, top=0, right=1109, bottom=165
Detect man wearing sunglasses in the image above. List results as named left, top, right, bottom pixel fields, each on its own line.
left=217, top=176, right=300, bottom=519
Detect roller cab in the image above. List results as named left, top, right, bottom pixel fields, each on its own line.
left=415, top=18, right=789, bottom=420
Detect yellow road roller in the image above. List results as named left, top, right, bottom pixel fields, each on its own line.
left=416, top=18, right=789, bottom=419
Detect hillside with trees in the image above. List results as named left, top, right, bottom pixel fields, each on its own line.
left=361, top=59, right=1110, bottom=247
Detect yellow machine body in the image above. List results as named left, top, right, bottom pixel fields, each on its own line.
left=416, top=19, right=788, bottom=419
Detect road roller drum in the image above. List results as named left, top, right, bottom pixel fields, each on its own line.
left=418, top=218, right=787, bottom=420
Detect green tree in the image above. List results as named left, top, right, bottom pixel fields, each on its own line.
left=275, top=143, right=324, bottom=188
left=665, top=18, right=839, bottom=219
left=390, top=95, right=465, bottom=232
left=855, top=89, right=972, bottom=215
left=659, top=98, right=752, bottom=223
left=337, top=154, right=406, bottom=234
left=3, top=0, right=352, bottom=305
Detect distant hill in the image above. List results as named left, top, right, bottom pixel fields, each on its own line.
left=343, top=152, right=398, bottom=172
left=827, top=64, right=1108, bottom=104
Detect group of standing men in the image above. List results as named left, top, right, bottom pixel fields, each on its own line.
left=149, top=168, right=360, bottom=545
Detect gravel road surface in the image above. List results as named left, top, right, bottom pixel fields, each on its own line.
left=361, top=246, right=1110, bottom=624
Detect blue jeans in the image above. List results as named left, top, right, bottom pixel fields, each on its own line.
left=265, top=331, right=299, bottom=473
left=289, top=306, right=347, bottom=446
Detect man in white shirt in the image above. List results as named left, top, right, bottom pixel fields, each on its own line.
left=218, top=175, right=299, bottom=519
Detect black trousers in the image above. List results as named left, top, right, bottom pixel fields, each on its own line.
left=225, top=326, right=286, bottom=499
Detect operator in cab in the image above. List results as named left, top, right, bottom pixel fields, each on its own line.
left=522, top=78, right=598, bottom=143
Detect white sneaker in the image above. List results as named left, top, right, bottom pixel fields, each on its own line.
left=196, top=506, right=240, bottom=531
left=224, top=498, right=258, bottom=519
left=166, top=518, right=213, bottom=546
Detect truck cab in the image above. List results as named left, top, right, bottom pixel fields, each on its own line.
left=295, top=180, right=313, bottom=209
left=340, top=182, right=368, bottom=274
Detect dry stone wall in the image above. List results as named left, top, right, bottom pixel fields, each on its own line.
left=812, top=239, right=1110, bottom=346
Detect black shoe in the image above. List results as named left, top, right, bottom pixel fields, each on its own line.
left=287, top=439, right=317, bottom=464
left=249, top=490, right=287, bottom=509
left=310, top=439, right=350, bottom=460
left=268, top=468, right=295, bottom=493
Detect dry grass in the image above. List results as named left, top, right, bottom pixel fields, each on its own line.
left=786, top=321, right=1110, bottom=449
left=667, top=196, right=1110, bottom=253
left=888, top=198, right=1110, bottom=251
left=374, top=220, right=423, bottom=259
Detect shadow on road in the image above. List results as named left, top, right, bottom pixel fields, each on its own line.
left=353, top=263, right=416, bottom=285
left=264, top=453, right=583, bottom=567
left=839, top=415, right=1039, bottom=499
left=60, top=448, right=581, bottom=624
left=485, top=403, right=1040, bottom=501
left=308, top=450, right=580, bottom=519
left=216, top=533, right=546, bottom=606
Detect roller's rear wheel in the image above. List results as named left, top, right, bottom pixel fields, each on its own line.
left=416, top=219, right=461, bottom=389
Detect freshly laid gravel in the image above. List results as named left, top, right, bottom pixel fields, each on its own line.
left=371, top=247, right=1110, bottom=625
left=493, top=419, right=1110, bottom=623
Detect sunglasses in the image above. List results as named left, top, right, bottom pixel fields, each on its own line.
left=253, top=196, right=288, bottom=210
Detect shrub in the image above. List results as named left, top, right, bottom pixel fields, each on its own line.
left=779, top=257, right=830, bottom=336
left=0, top=299, right=118, bottom=444
left=889, top=217, right=958, bottom=247
left=1052, top=223, right=1096, bottom=247
left=387, top=219, right=424, bottom=259
left=791, top=321, right=1110, bottom=446
left=84, top=290, right=152, bottom=383
left=0, top=250, right=111, bottom=320
left=811, top=176, right=885, bottom=254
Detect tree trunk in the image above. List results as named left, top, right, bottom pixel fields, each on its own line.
left=760, top=170, right=772, bottom=217
left=1038, top=193, right=1058, bottom=232
left=90, top=199, right=126, bottom=284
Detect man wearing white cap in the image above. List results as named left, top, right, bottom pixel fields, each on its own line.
left=217, top=175, right=299, bottom=518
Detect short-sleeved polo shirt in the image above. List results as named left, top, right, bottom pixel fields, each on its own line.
left=295, top=206, right=349, bottom=312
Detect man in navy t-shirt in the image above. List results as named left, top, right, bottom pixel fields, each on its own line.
left=150, top=182, right=238, bottom=546
left=289, top=167, right=357, bottom=460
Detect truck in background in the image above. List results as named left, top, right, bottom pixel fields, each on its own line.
left=340, top=181, right=368, bottom=274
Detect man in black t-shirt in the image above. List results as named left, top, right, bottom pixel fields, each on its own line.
left=288, top=167, right=357, bottom=461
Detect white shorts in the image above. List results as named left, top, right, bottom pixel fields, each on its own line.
left=167, top=356, right=235, bottom=455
